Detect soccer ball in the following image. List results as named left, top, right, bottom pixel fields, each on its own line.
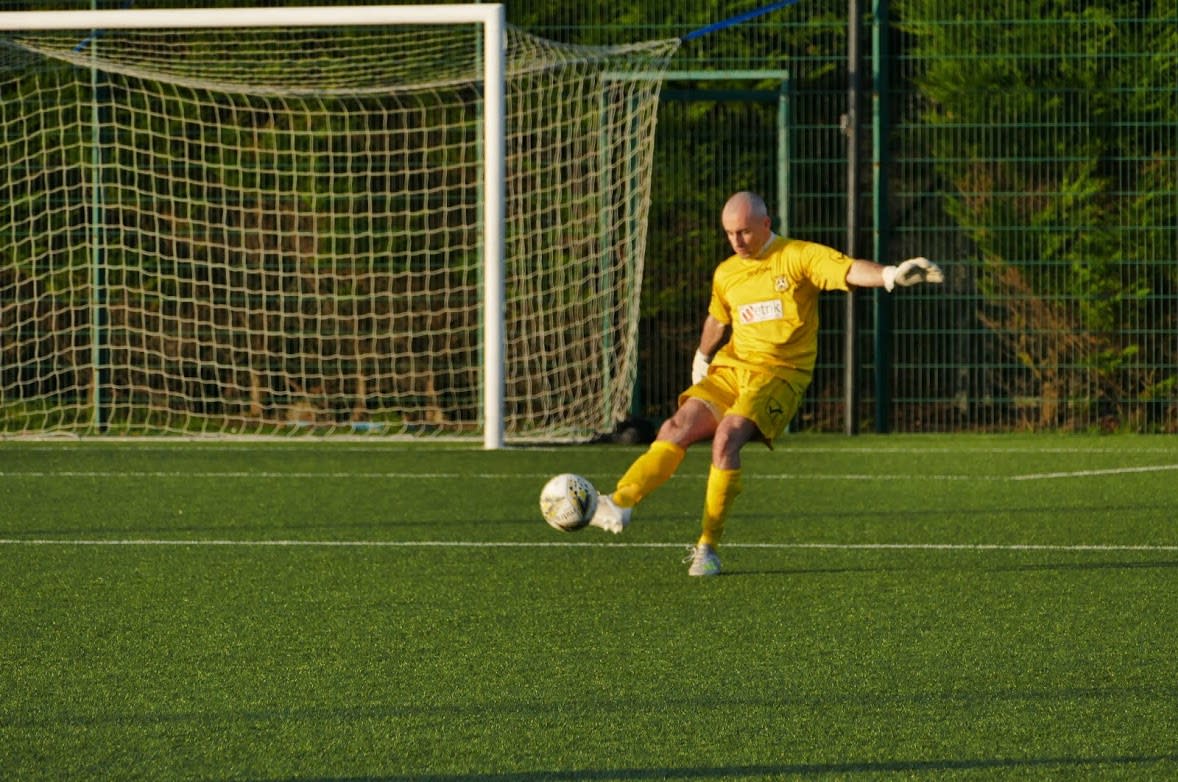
left=539, top=473, right=598, bottom=532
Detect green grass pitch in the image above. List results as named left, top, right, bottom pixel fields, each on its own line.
left=2, top=434, right=1177, bottom=780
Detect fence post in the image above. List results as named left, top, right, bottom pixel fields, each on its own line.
left=871, top=0, right=891, bottom=433
left=844, top=0, right=862, bottom=435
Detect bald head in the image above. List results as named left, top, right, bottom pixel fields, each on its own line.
left=721, top=191, right=773, bottom=259
left=723, top=191, right=769, bottom=220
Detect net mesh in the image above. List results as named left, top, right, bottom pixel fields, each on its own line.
left=0, top=22, right=678, bottom=439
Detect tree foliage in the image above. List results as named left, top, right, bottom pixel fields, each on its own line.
left=898, top=0, right=1178, bottom=427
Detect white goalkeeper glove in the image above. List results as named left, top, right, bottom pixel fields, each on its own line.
left=691, top=350, right=711, bottom=384
left=881, top=257, right=944, bottom=292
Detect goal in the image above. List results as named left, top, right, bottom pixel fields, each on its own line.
left=0, top=6, right=678, bottom=446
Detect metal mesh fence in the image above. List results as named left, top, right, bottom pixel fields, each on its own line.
left=513, top=1, right=1178, bottom=434
left=4, top=1, right=1175, bottom=434
left=888, top=4, right=1178, bottom=433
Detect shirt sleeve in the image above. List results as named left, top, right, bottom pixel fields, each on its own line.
left=706, top=266, right=731, bottom=325
left=800, top=242, right=855, bottom=291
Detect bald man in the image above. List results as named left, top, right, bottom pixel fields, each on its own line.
left=589, top=191, right=943, bottom=576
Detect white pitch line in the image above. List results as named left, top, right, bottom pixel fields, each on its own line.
left=4, top=466, right=1178, bottom=481
left=6, top=442, right=1178, bottom=456
left=0, top=471, right=543, bottom=479
left=0, top=470, right=985, bottom=480
left=1, top=539, right=1177, bottom=552
left=1011, top=464, right=1178, bottom=480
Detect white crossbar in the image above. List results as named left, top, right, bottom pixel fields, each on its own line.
left=0, top=5, right=501, bottom=30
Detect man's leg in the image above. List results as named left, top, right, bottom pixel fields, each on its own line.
left=689, top=372, right=806, bottom=574
left=613, top=398, right=718, bottom=507
left=610, top=440, right=684, bottom=507
left=591, top=399, right=718, bottom=533
left=697, top=414, right=756, bottom=547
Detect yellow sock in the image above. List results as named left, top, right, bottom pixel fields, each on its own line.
left=612, top=441, right=685, bottom=508
left=698, top=466, right=742, bottom=547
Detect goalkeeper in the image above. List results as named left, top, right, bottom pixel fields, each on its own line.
left=588, top=190, right=943, bottom=576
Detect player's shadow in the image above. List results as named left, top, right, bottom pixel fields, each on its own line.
left=718, top=565, right=902, bottom=577
left=993, top=559, right=1178, bottom=573
left=719, top=558, right=962, bottom=577
left=728, top=559, right=1178, bottom=577
left=264, top=753, right=1178, bottom=781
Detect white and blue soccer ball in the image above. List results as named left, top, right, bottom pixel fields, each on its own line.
left=539, top=473, right=598, bottom=532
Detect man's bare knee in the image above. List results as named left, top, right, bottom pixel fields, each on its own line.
left=711, top=416, right=756, bottom=468
left=658, top=400, right=717, bottom=446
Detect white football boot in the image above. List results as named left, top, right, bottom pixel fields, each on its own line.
left=685, top=543, right=722, bottom=577
left=589, top=493, right=631, bottom=534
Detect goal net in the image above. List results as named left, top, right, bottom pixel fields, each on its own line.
left=0, top=7, right=678, bottom=442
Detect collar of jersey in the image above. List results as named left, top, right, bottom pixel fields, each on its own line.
left=748, top=233, right=781, bottom=261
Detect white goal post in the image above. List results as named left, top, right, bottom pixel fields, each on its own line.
left=0, top=6, right=677, bottom=446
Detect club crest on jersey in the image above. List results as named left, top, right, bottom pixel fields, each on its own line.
left=774, top=276, right=789, bottom=292
left=738, top=299, right=784, bottom=324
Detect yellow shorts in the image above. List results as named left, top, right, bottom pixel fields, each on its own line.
left=679, top=365, right=810, bottom=443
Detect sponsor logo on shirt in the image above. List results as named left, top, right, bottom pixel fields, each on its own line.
left=738, top=299, right=784, bottom=324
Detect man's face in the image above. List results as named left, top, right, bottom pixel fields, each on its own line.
left=722, top=206, right=772, bottom=259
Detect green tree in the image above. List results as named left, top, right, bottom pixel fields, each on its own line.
left=898, top=0, right=1178, bottom=428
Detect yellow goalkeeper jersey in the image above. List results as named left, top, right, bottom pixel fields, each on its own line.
left=708, top=234, right=854, bottom=377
